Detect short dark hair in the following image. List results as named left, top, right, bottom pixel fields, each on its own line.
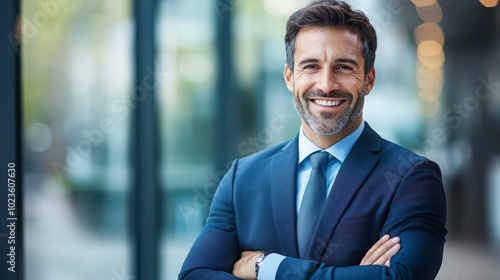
left=285, top=0, right=377, bottom=75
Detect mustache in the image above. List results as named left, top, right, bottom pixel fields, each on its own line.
left=303, top=89, right=353, bottom=99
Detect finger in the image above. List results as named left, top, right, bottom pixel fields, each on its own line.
left=360, top=235, right=389, bottom=265
left=361, top=235, right=397, bottom=265
left=362, top=236, right=400, bottom=265
left=384, top=259, right=390, bottom=267
left=232, top=259, right=241, bottom=276
left=373, top=243, right=400, bottom=265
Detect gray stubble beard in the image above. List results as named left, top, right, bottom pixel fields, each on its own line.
left=293, top=87, right=365, bottom=136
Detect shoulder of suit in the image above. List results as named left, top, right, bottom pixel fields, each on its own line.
left=379, top=137, right=436, bottom=167
left=355, top=124, right=426, bottom=164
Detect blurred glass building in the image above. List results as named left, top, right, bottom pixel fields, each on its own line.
left=11, top=0, right=500, bottom=279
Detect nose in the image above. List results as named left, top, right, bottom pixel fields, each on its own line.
left=317, top=68, right=340, bottom=94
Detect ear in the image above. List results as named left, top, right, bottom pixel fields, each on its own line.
left=363, top=67, right=376, bottom=95
left=283, top=64, right=294, bottom=92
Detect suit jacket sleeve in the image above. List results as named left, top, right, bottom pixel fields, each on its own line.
left=178, top=160, right=242, bottom=280
left=276, top=159, right=447, bottom=280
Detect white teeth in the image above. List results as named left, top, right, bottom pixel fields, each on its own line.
left=314, top=99, right=342, bottom=106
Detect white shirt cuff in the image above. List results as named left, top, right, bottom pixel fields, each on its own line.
left=258, top=253, right=286, bottom=280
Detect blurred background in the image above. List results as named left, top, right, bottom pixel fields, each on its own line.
left=15, top=0, right=500, bottom=279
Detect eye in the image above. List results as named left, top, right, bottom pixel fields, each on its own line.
left=337, top=65, right=353, bottom=71
left=303, top=64, right=319, bottom=70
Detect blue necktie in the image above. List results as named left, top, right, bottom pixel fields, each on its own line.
left=297, top=151, right=331, bottom=259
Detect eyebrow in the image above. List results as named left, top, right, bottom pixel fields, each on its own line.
left=335, top=58, right=360, bottom=68
left=297, top=58, right=320, bottom=67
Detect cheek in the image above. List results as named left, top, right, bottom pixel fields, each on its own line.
left=345, top=80, right=364, bottom=98
left=296, top=82, right=316, bottom=97
left=345, top=78, right=363, bottom=90
left=295, top=74, right=316, bottom=88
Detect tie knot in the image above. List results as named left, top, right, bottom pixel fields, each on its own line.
left=310, top=151, right=330, bottom=169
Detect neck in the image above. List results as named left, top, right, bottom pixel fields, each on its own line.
left=302, top=117, right=363, bottom=150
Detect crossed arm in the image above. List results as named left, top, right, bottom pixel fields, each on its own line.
left=179, top=159, right=447, bottom=280
left=233, top=234, right=401, bottom=279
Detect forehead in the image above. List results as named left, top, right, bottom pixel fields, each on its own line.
left=294, top=26, right=363, bottom=61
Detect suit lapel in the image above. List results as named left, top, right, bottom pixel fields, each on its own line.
left=271, top=135, right=300, bottom=258
left=307, top=123, right=382, bottom=260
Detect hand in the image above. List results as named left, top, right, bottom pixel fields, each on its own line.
left=232, top=251, right=265, bottom=280
left=360, top=234, right=400, bottom=267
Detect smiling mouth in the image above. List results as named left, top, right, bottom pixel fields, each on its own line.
left=312, top=99, right=345, bottom=107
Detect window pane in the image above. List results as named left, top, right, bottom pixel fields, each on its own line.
left=22, top=0, right=133, bottom=279
left=156, top=0, right=216, bottom=279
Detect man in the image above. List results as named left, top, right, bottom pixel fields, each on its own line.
left=179, top=0, right=447, bottom=279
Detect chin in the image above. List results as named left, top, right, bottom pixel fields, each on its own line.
left=308, top=121, right=346, bottom=136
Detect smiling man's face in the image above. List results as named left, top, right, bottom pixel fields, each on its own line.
left=284, top=26, right=375, bottom=142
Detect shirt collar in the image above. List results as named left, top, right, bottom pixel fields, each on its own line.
left=298, top=121, right=365, bottom=164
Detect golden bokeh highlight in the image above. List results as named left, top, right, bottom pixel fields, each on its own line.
left=417, top=39, right=445, bottom=72
left=418, top=74, right=443, bottom=92
left=419, top=90, right=441, bottom=102
left=421, top=99, right=441, bottom=118
left=418, top=49, right=445, bottom=69
left=418, top=40, right=443, bottom=56
left=479, top=0, right=499, bottom=8
left=414, top=23, right=445, bottom=46
left=416, top=2, right=443, bottom=23
left=418, top=63, right=443, bottom=79
left=411, top=0, right=438, bottom=7
left=413, top=0, right=446, bottom=119
left=417, top=59, right=444, bottom=103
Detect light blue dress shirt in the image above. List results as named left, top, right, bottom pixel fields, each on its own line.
left=258, top=122, right=365, bottom=280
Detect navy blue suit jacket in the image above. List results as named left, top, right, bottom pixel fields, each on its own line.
left=179, top=123, right=447, bottom=279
